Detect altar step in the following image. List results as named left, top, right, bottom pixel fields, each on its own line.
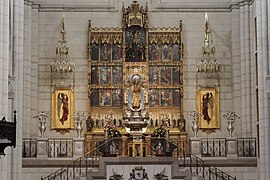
left=40, top=138, right=236, bottom=180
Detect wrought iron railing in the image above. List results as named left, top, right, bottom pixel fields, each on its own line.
left=22, top=138, right=37, bottom=158
left=41, top=138, right=108, bottom=180
left=41, top=137, right=235, bottom=180
left=48, top=138, right=73, bottom=158
left=237, top=138, right=256, bottom=157
left=201, top=138, right=227, bottom=157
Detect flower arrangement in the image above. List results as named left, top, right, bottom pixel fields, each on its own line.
left=107, top=126, right=122, bottom=139
left=152, top=125, right=166, bottom=138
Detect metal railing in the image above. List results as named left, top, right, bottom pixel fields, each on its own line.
left=201, top=138, right=226, bottom=157
left=237, top=138, right=256, bottom=157
left=41, top=138, right=108, bottom=180
left=48, top=138, right=74, bottom=158
left=41, top=137, right=235, bottom=180
left=22, top=138, right=37, bottom=158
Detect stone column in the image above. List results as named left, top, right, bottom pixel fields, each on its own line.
left=0, top=0, right=7, bottom=179
left=11, top=0, right=24, bottom=179
left=244, top=2, right=252, bottom=137
left=231, top=5, right=241, bottom=137
left=31, top=7, right=39, bottom=137
left=240, top=3, right=247, bottom=137
left=0, top=0, right=3, bottom=117
left=256, top=0, right=270, bottom=179
left=23, top=0, right=32, bottom=138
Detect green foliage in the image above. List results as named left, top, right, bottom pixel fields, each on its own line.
left=152, top=126, right=166, bottom=138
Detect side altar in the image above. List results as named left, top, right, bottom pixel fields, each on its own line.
left=85, top=0, right=187, bottom=157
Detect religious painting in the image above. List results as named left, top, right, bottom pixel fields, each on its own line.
left=161, top=44, right=171, bottom=61
left=173, top=89, right=181, bottom=107
left=148, top=89, right=159, bottom=107
left=90, top=89, right=99, bottom=107
left=112, top=89, right=123, bottom=107
left=91, top=44, right=99, bottom=61
left=172, top=44, right=180, bottom=61
left=125, top=27, right=146, bottom=62
left=149, top=44, right=159, bottom=61
left=173, top=67, right=180, bottom=85
left=161, top=67, right=172, bottom=85
left=161, top=89, right=172, bottom=106
left=100, top=66, right=111, bottom=85
left=90, top=66, right=98, bottom=84
left=196, top=88, right=220, bottom=130
left=149, top=66, right=159, bottom=85
left=112, top=67, right=122, bottom=85
left=51, top=89, right=74, bottom=130
left=100, top=89, right=111, bottom=106
left=112, top=44, right=122, bottom=61
left=100, top=44, right=111, bottom=61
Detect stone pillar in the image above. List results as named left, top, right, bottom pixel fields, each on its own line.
left=30, top=7, right=39, bottom=137
left=226, top=138, right=237, bottom=158
left=37, top=138, right=48, bottom=160
left=11, top=0, right=24, bottom=179
left=73, top=138, right=84, bottom=159
left=23, top=0, right=32, bottom=138
left=256, top=0, right=270, bottom=179
left=0, top=0, right=3, bottom=117
left=0, top=0, right=7, bottom=179
left=231, top=4, right=242, bottom=138
left=189, top=137, right=201, bottom=157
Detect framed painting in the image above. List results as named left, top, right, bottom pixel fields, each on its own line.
left=51, top=89, right=74, bottom=130
left=196, top=88, right=220, bottom=130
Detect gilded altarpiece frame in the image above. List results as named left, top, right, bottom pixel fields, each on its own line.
left=196, top=88, right=220, bottom=130
left=87, top=1, right=185, bottom=153
left=51, top=89, right=74, bottom=130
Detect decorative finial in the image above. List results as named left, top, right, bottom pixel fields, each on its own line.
left=204, top=12, right=210, bottom=46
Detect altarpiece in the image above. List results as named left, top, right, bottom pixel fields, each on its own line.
left=86, top=1, right=185, bottom=156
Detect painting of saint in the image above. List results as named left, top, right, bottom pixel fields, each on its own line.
left=90, top=89, right=99, bottom=107
left=125, top=27, right=146, bottom=62
left=112, top=89, right=123, bottom=106
left=149, top=66, right=159, bottom=85
left=91, top=44, right=99, bottom=61
left=100, top=89, right=111, bottom=106
left=173, top=89, right=181, bottom=107
left=148, top=89, right=159, bottom=107
left=112, top=67, right=122, bottom=85
left=162, top=44, right=171, bottom=61
left=173, top=67, right=180, bottom=85
left=57, top=93, right=69, bottom=125
left=100, top=67, right=111, bottom=85
left=149, top=44, right=159, bottom=61
left=91, top=66, right=98, bottom=84
left=161, top=67, right=172, bottom=85
left=161, top=90, right=172, bottom=106
left=196, top=88, right=220, bottom=129
left=100, top=44, right=111, bottom=61
left=51, top=89, right=74, bottom=130
left=172, top=44, right=180, bottom=61
left=112, top=44, right=122, bottom=61
left=202, top=92, right=213, bottom=125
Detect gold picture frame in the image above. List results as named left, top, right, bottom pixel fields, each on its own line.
left=196, top=88, right=220, bottom=130
left=51, top=89, right=74, bottom=130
